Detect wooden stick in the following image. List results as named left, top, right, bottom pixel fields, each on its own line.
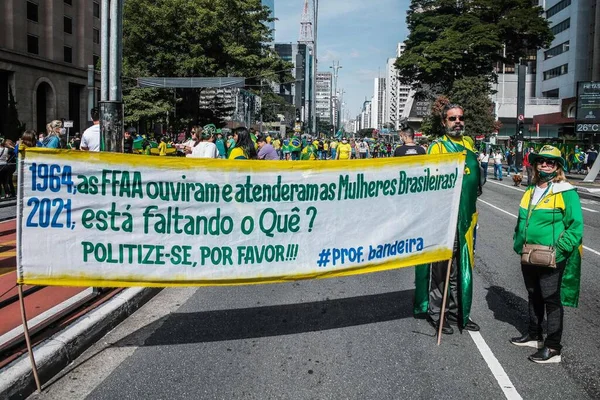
left=18, top=284, right=42, bottom=393
left=437, top=258, right=453, bottom=346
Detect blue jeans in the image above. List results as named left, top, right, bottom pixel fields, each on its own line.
left=494, top=164, right=503, bottom=179
left=508, top=164, right=518, bottom=175
left=480, top=162, right=488, bottom=177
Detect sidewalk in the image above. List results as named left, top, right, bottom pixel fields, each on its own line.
left=0, top=218, right=159, bottom=399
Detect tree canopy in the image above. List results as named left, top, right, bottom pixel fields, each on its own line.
left=121, top=0, right=293, bottom=128
left=395, top=0, right=554, bottom=94
left=420, top=77, right=501, bottom=138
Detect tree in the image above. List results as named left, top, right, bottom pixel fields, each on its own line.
left=122, top=0, right=292, bottom=127
left=449, top=76, right=498, bottom=139
left=395, top=0, right=554, bottom=94
left=5, top=86, right=26, bottom=141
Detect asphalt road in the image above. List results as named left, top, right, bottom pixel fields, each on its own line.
left=29, top=181, right=600, bottom=400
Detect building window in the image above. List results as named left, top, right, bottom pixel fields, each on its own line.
left=544, top=41, right=570, bottom=59
left=64, top=46, right=73, bottom=63
left=64, top=16, right=73, bottom=34
left=27, top=34, right=39, bottom=54
left=64, top=0, right=73, bottom=5
left=93, top=28, right=100, bottom=44
left=550, top=18, right=570, bottom=35
left=543, top=89, right=560, bottom=98
left=93, top=2, right=100, bottom=18
left=546, top=0, right=571, bottom=18
left=93, top=54, right=100, bottom=68
left=543, top=64, right=568, bottom=80
left=27, top=1, right=38, bottom=22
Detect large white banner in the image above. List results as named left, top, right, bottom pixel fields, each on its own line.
left=17, top=149, right=464, bottom=287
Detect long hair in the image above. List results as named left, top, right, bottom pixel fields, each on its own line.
left=21, top=130, right=38, bottom=148
left=47, top=120, right=62, bottom=137
left=532, top=165, right=567, bottom=185
left=233, top=127, right=257, bottom=159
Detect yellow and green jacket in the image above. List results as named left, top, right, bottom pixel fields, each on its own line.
left=513, top=182, right=584, bottom=307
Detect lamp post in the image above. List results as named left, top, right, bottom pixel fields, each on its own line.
left=329, top=61, right=342, bottom=133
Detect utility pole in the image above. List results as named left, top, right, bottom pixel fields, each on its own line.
left=99, top=0, right=124, bottom=152
left=515, top=62, right=526, bottom=170
left=330, top=61, right=342, bottom=133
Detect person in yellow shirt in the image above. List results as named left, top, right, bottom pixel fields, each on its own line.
left=336, top=138, right=352, bottom=160
left=158, top=136, right=167, bottom=156
left=330, top=140, right=338, bottom=159
left=323, top=140, right=329, bottom=160
left=228, top=127, right=258, bottom=160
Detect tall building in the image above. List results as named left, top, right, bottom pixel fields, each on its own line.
left=384, top=58, right=398, bottom=127
left=371, top=77, right=386, bottom=130
left=273, top=43, right=310, bottom=120
left=261, top=0, right=275, bottom=40
left=316, top=72, right=332, bottom=126
left=360, top=100, right=372, bottom=130
left=384, top=43, right=411, bottom=129
left=0, top=0, right=101, bottom=137
left=536, top=0, right=596, bottom=99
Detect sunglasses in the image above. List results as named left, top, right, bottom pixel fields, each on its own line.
left=536, top=158, right=557, bottom=166
left=447, top=116, right=465, bottom=122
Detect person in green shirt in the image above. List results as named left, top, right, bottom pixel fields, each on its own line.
left=511, top=145, right=583, bottom=364
left=215, top=133, right=226, bottom=159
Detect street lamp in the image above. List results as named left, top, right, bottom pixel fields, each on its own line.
left=329, top=61, right=342, bottom=133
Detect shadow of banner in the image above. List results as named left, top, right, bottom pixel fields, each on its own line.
left=115, top=289, right=416, bottom=347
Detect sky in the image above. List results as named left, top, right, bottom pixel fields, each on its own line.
left=274, top=0, right=411, bottom=120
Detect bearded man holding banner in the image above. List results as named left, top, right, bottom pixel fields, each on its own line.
left=414, top=104, right=481, bottom=335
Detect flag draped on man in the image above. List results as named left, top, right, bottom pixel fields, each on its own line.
left=414, top=135, right=480, bottom=326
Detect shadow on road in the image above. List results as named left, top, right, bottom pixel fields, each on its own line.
left=485, top=285, right=529, bottom=334
left=116, top=289, right=415, bottom=347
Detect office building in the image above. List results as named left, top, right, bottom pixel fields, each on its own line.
left=273, top=43, right=311, bottom=121
left=0, top=0, right=101, bottom=137
left=316, top=72, right=332, bottom=126
left=371, top=77, right=385, bottom=130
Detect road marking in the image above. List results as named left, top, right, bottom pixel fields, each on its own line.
left=487, top=180, right=600, bottom=212
left=486, top=179, right=525, bottom=193
left=478, top=199, right=518, bottom=218
left=478, top=199, right=600, bottom=257
left=469, top=331, right=523, bottom=400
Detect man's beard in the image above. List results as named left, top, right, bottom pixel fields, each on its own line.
left=446, top=125, right=464, bottom=137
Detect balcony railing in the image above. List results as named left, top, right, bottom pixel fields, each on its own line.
left=493, top=97, right=561, bottom=105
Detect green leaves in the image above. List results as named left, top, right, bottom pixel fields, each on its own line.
left=122, top=0, right=291, bottom=127
left=396, top=0, right=553, bottom=93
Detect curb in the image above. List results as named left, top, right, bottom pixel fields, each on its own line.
left=0, top=287, right=160, bottom=400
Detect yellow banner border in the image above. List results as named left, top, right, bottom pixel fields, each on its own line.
left=19, top=248, right=451, bottom=288
left=21, top=148, right=465, bottom=173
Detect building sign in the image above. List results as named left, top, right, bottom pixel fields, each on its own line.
left=576, top=82, right=600, bottom=121
left=575, top=123, right=600, bottom=133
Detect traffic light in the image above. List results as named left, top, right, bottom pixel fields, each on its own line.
left=295, top=109, right=301, bottom=121
left=517, top=121, right=524, bottom=140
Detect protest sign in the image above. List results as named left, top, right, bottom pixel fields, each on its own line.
left=17, top=149, right=464, bottom=287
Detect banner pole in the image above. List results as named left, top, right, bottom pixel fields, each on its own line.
left=18, top=284, right=42, bottom=393
left=437, top=258, right=453, bottom=346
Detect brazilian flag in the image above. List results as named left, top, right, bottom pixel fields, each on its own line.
left=414, top=137, right=480, bottom=326
left=300, top=144, right=317, bottom=160
left=289, top=135, right=302, bottom=153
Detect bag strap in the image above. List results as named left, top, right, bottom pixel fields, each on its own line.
left=524, top=184, right=552, bottom=245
